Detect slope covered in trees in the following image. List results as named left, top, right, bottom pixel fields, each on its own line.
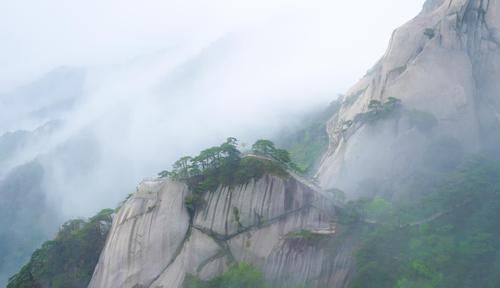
left=183, top=262, right=273, bottom=288
left=158, top=138, right=299, bottom=214
left=7, top=209, right=114, bottom=288
left=276, top=99, right=341, bottom=174
left=158, top=138, right=295, bottom=190
left=7, top=138, right=301, bottom=288
left=351, top=156, right=500, bottom=288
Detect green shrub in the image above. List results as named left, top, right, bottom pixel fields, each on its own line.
left=183, top=262, right=271, bottom=288
left=184, top=194, right=206, bottom=216
left=234, top=157, right=288, bottom=184
left=353, top=97, right=402, bottom=124
left=286, top=230, right=329, bottom=243
left=232, top=207, right=242, bottom=228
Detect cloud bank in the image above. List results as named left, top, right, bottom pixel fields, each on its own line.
left=0, top=0, right=425, bottom=217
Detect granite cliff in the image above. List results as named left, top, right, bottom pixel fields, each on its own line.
left=89, top=174, right=352, bottom=288
left=317, top=0, right=500, bottom=199
left=9, top=1, right=500, bottom=287
left=89, top=1, right=500, bottom=287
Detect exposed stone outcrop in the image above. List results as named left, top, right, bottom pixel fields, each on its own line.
left=89, top=180, right=191, bottom=288
left=316, top=0, right=500, bottom=198
left=89, top=175, right=351, bottom=288
left=88, top=1, right=500, bottom=287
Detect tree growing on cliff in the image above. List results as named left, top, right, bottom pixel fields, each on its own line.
left=272, top=148, right=291, bottom=164
left=252, top=139, right=276, bottom=156
left=173, top=156, right=193, bottom=178
left=158, top=170, right=172, bottom=178
left=158, top=137, right=299, bottom=199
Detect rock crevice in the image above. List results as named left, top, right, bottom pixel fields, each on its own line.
left=89, top=175, right=351, bottom=288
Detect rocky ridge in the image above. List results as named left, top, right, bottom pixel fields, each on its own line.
left=74, top=1, right=500, bottom=287
left=89, top=174, right=352, bottom=288
left=316, top=0, right=500, bottom=198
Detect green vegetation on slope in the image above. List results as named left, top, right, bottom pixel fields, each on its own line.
left=0, top=161, right=55, bottom=286
left=277, top=99, right=342, bottom=174
left=8, top=138, right=299, bottom=288
left=346, top=97, right=438, bottom=135
left=184, top=262, right=306, bottom=288
left=7, top=209, right=114, bottom=288
left=359, top=97, right=402, bottom=122
left=351, top=157, right=500, bottom=288
left=159, top=138, right=292, bottom=192
left=158, top=138, right=295, bottom=214
left=184, top=262, right=272, bottom=288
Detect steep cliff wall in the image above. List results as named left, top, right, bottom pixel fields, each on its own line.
left=89, top=175, right=351, bottom=288
left=317, top=0, right=500, bottom=198
left=81, top=1, right=500, bottom=286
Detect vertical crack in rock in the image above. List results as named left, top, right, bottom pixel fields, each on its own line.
left=223, top=188, right=232, bottom=236
left=92, top=175, right=351, bottom=287
left=127, top=218, right=139, bottom=267
left=145, top=225, right=193, bottom=288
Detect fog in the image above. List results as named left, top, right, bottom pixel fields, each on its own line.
left=0, top=0, right=425, bottom=216
left=1, top=0, right=425, bottom=90
left=0, top=0, right=425, bottom=283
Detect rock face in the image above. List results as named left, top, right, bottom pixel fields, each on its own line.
left=316, top=0, right=500, bottom=198
left=89, top=1, right=500, bottom=286
left=89, top=175, right=351, bottom=288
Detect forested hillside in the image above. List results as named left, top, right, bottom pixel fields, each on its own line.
left=352, top=156, right=500, bottom=287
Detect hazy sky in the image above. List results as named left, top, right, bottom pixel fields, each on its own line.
left=0, top=0, right=427, bottom=216
left=0, top=0, right=425, bottom=91
left=0, top=0, right=426, bottom=214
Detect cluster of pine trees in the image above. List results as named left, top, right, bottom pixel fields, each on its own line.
left=158, top=138, right=299, bottom=192
left=158, top=137, right=241, bottom=181
left=157, top=138, right=299, bottom=214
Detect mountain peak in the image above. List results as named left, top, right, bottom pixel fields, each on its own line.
left=316, top=0, right=500, bottom=198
